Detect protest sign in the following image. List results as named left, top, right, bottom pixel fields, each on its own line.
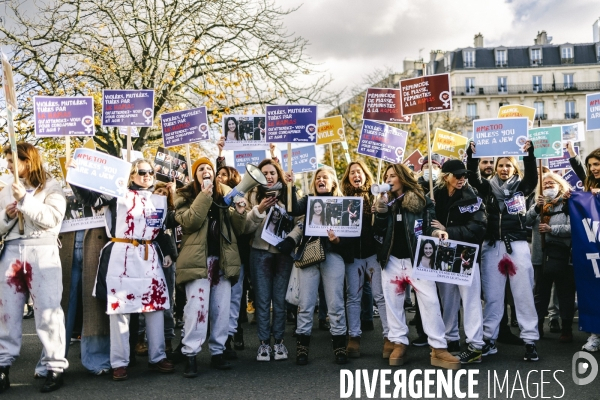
left=33, top=96, right=94, bottom=137
left=222, top=114, right=268, bottom=150
left=280, top=145, right=318, bottom=173
left=160, top=107, right=209, bottom=147
left=120, top=149, right=144, bottom=161
left=527, top=126, right=563, bottom=159
left=563, top=169, right=584, bottom=191
left=154, top=147, right=190, bottom=186
left=357, top=120, right=408, bottom=163
left=265, top=105, right=317, bottom=143
left=118, top=126, right=139, bottom=137
left=431, top=129, right=468, bottom=159
left=568, top=192, right=600, bottom=333
left=304, top=196, right=363, bottom=237
left=66, top=148, right=130, bottom=198
left=498, top=104, right=536, bottom=127
left=101, top=89, right=155, bottom=127
left=548, top=146, right=578, bottom=170
left=403, top=149, right=424, bottom=172
left=233, top=150, right=268, bottom=175
left=60, top=188, right=106, bottom=233
left=399, top=73, right=452, bottom=115
left=555, top=121, right=585, bottom=143
left=412, top=235, right=478, bottom=286
left=362, top=88, right=411, bottom=124
left=260, top=205, right=296, bottom=246
left=586, top=93, right=600, bottom=131
left=471, top=117, right=529, bottom=158
left=317, top=116, right=345, bottom=144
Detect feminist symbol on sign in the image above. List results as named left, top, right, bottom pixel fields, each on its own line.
left=143, top=108, right=153, bottom=124
left=395, top=147, right=404, bottom=163
left=440, top=91, right=451, bottom=108
left=81, top=116, right=94, bottom=134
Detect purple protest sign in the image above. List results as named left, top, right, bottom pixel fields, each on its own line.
left=102, top=89, right=155, bottom=127
left=265, top=105, right=317, bottom=143
left=357, top=120, right=408, bottom=163
left=548, top=146, right=578, bottom=171
left=160, top=107, right=209, bottom=147
left=33, top=96, right=94, bottom=137
left=563, top=169, right=584, bottom=191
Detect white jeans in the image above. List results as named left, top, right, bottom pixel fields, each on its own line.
left=481, top=240, right=539, bottom=343
left=228, top=265, right=244, bottom=336
left=0, top=242, right=68, bottom=372
left=437, top=264, right=485, bottom=349
left=110, top=311, right=165, bottom=368
left=345, top=255, right=388, bottom=337
left=182, top=257, right=231, bottom=356
left=381, top=256, right=446, bottom=349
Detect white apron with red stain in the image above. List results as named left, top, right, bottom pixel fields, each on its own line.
left=101, top=190, right=170, bottom=315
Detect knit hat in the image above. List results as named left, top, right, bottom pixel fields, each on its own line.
left=191, top=157, right=214, bottom=180
left=421, top=154, right=442, bottom=168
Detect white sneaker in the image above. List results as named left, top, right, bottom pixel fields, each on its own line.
left=582, top=334, right=600, bottom=352
left=273, top=341, right=288, bottom=361
left=257, top=342, right=272, bottom=361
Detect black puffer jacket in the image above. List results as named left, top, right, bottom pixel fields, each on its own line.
left=466, top=147, right=537, bottom=242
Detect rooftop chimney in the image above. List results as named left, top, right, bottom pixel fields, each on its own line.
left=534, top=31, right=549, bottom=45
left=474, top=33, right=484, bottom=48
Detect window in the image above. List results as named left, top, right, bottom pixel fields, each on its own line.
left=499, top=101, right=509, bottom=108
left=467, top=103, right=477, bottom=120
left=495, top=50, right=507, bottom=67
left=534, top=101, right=545, bottom=119
left=465, top=77, right=475, bottom=94
left=533, top=75, right=542, bottom=92
left=564, top=73, right=574, bottom=89
left=498, top=77, right=507, bottom=93
left=597, top=45, right=600, bottom=62
left=464, top=50, right=475, bottom=68
left=444, top=54, right=452, bottom=71
left=531, top=48, right=542, bottom=65
left=565, top=100, right=576, bottom=119
left=561, top=47, right=574, bottom=64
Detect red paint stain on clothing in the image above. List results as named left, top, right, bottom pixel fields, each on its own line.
left=126, top=293, right=135, bottom=300
left=6, top=260, right=33, bottom=294
left=124, top=196, right=136, bottom=237
left=199, top=297, right=204, bottom=301
left=208, top=258, right=220, bottom=287
left=121, top=246, right=130, bottom=278
left=111, top=301, right=120, bottom=310
left=111, top=289, right=116, bottom=294
left=390, top=275, right=412, bottom=295
left=0, top=299, right=3, bottom=306
left=498, top=254, right=517, bottom=277
left=140, top=196, right=148, bottom=238
left=141, top=278, right=167, bottom=312
left=196, top=305, right=208, bottom=331
left=1, top=315, right=9, bottom=323
left=199, top=288, right=204, bottom=293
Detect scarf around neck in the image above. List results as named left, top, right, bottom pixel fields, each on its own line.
left=489, top=174, right=520, bottom=212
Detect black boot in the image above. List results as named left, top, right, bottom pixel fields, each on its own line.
left=183, top=356, right=198, bottom=378
left=23, top=305, right=34, bottom=320
left=223, top=336, right=238, bottom=360
left=332, top=335, right=348, bottom=365
left=210, top=354, right=232, bottom=370
left=296, top=334, right=310, bottom=366
left=0, top=366, right=9, bottom=393
left=170, top=340, right=185, bottom=363
left=40, top=371, right=63, bottom=393
left=233, top=327, right=245, bottom=351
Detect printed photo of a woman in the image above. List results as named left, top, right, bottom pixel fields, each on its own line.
left=417, top=239, right=436, bottom=269
left=224, top=117, right=240, bottom=141
left=309, top=198, right=325, bottom=226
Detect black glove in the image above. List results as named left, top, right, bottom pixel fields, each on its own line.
left=275, top=237, right=296, bottom=255
left=466, top=141, right=474, bottom=157
left=527, top=141, right=535, bottom=157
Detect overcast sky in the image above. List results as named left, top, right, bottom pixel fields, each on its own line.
left=276, top=0, right=600, bottom=101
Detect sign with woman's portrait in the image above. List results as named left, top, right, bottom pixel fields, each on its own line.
left=222, top=114, right=268, bottom=150
left=261, top=205, right=295, bottom=246
left=303, top=196, right=363, bottom=237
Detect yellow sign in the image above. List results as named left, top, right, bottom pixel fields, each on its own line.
left=498, top=105, right=536, bottom=127
left=83, top=138, right=96, bottom=149
left=432, top=129, right=468, bottom=159
left=317, top=116, right=345, bottom=145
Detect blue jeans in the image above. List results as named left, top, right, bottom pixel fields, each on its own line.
left=229, top=265, right=245, bottom=336
left=65, top=230, right=85, bottom=357
left=81, top=335, right=111, bottom=374
left=318, top=279, right=328, bottom=321
left=250, top=249, right=293, bottom=342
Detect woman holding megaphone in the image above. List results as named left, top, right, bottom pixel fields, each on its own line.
left=174, top=157, right=247, bottom=377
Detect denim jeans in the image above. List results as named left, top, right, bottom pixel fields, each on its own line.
left=318, top=278, right=328, bottom=321
left=228, top=265, right=245, bottom=336
left=250, top=249, right=293, bottom=342
left=65, top=230, right=85, bottom=357
left=81, top=335, right=111, bottom=374
left=296, top=252, right=346, bottom=336
left=361, top=280, right=373, bottom=322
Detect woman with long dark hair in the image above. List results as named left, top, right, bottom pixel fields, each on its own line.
left=0, top=143, right=68, bottom=393
left=416, top=239, right=436, bottom=269
left=224, top=117, right=240, bottom=141
left=308, top=198, right=325, bottom=225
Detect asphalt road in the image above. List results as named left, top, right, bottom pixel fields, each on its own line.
left=2, top=310, right=599, bottom=400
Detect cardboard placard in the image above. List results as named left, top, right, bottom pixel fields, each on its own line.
left=304, top=196, right=363, bottom=237
left=431, top=129, right=468, bottom=160
left=317, top=116, right=346, bottom=144
left=528, top=126, right=563, bottom=159
left=66, top=149, right=131, bottom=198
left=101, top=89, right=155, bottom=127
left=222, top=114, right=269, bottom=149
left=471, top=117, right=529, bottom=158
left=399, top=73, right=452, bottom=115
left=265, top=105, right=318, bottom=143
left=33, top=96, right=95, bottom=137
left=357, top=120, right=408, bottom=163
left=362, top=88, right=411, bottom=124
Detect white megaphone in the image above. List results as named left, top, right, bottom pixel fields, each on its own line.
left=371, top=183, right=391, bottom=195
left=223, top=164, right=267, bottom=206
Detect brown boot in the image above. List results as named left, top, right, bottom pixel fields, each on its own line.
left=389, top=343, right=407, bottom=366
left=382, top=337, right=394, bottom=359
left=430, top=347, right=461, bottom=370
left=135, top=335, right=148, bottom=357
left=165, top=339, right=173, bottom=354
left=347, top=337, right=361, bottom=358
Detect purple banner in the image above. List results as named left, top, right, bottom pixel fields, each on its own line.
left=265, top=105, right=317, bottom=143
left=160, top=107, right=209, bottom=147
left=102, top=89, right=155, bottom=127
left=548, top=146, right=578, bottom=170
left=357, top=120, right=408, bottom=163
left=33, top=96, right=94, bottom=137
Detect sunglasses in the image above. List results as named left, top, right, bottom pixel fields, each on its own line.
left=453, top=172, right=468, bottom=179
left=137, top=169, right=155, bottom=176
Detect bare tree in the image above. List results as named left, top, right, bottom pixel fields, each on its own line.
left=0, top=0, right=331, bottom=156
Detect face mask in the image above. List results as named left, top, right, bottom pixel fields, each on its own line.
left=543, top=188, right=558, bottom=199
left=422, top=170, right=439, bottom=182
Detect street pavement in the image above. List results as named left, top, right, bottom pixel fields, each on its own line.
left=2, top=310, right=599, bottom=399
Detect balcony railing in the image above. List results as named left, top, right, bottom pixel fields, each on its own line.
left=495, top=62, right=508, bottom=67
left=452, top=81, right=600, bottom=96
left=561, top=57, right=574, bottom=64
left=565, top=113, right=579, bottom=119
left=531, top=59, right=543, bottom=66
left=466, top=115, right=479, bottom=121
left=537, top=114, right=547, bottom=120
left=463, top=61, right=475, bottom=68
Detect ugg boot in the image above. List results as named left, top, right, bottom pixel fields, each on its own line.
left=135, top=334, right=148, bottom=356
left=389, top=343, right=408, bottom=366
left=332, top=335, right=348, bottom=365
left=430, top=347, right=461, bottom=369
left=347, top=336, right=361, bottom=358
left=0, top=366, right=9, bottom=393
left=296, top=334, right=311, bottom=366
left=383, top=337, right=394, bottom=359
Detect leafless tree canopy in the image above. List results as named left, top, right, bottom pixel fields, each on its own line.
left=0, top=0, right=330, bottom=155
